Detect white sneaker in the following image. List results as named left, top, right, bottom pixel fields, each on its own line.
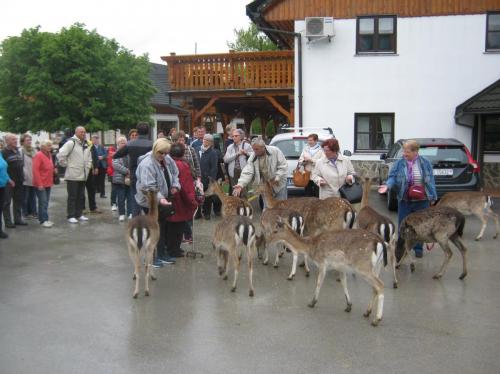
left=79, top=215, right=89, bottom=221
left=47, top=221, right=54, bottom=225
left=42, top=221, right=53, bottom=228
left=119, top=215, right=125, bottom=222
left=111, top=204, right=118, bottom=211
left=128, top=214, right=132, bottom=219
left=68, top=218, right=78, bottom=224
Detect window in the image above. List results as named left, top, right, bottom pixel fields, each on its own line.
left=356, top=16, right=397, bottom=53
left=486, top=12, right=500, bottom=51
left=484, top=115, right=500, bottom=153
left=355, top=113, right=394, bottom=152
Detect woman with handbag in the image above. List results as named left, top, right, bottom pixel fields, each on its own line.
left=32, top=140, right=56, bottom=228
left=298, top=133, right=324, bottom=197
left=111, top=137, right=132, bottom=222
left=378, top=140, right=437, bottom=258
left=311, top=138, right=356, bottom=200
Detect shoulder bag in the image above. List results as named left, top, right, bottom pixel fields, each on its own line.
left=292, top=163, right=310, bottom=187
left=339, top=181, right=363, bottom=204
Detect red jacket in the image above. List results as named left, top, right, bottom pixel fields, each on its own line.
left=107, top=146, right=116, bottom=176
left=32, top=151, right=55, bottom=188
left=167, top=159, right=198, bottom=222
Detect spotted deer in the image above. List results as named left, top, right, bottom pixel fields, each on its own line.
left=268, top=220, right=388, bottom=326
left=260, top=208, right=308, bottom=279
left=212, top=215, right=259, bottom=296
left=205, top=178, right=253, bottom=218
left=436, top=191, right=499, bottom=241
left=357, top=177, right=398, bottom=288
left=126, top=190, right=160, bottom=298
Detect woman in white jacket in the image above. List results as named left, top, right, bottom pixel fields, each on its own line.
left=311, top=138, right=355, bottom=200
left=298, top=133, right=324, bottom=197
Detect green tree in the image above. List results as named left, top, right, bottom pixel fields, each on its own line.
left=227, top=23, right=278, bottom=52
left=0, top=24, right=155, bottom=133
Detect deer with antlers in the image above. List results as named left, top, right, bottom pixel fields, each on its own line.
left=126, top=190, right=160, bottom=298
left=205, top=178, right=253, bottom=218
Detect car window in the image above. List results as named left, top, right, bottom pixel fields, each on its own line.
left=387, top=143, right=401, bottom=158
left=419, top=146, right=468, bottom=164
left=273, top=139, right=307, bottom=159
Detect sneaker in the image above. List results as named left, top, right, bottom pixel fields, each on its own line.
left=68, top=218, right=78, bottom=224
left=128, top=214, right=133, bottom=219
left=111, top=204, right=118, bottom=211
left=414, top=250, right=423, bottom=258
left=159, top=256, right=176, bottom=264
left=41, top=221, right=53, bottom=228
left=182, top=237, right=193, bottom=244
left=47, top=221, right=55, bottom=225
left=119, top=215, right=126, bottom=222
left=79, top=216, right=89, bottom=221
left=152, top=259, right=164, bottom=268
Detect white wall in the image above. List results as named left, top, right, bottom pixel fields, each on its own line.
left=295, top=15, right=500, bottom=161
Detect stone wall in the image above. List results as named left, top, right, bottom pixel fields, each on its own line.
left=351, top=160, right=383, bottom=180
left=483, top=162, right=500, bottom=189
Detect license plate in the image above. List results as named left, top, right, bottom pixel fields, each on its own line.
left=433, top=169, right=453, bottom=176
left=287, top=177, right=294, bottom=186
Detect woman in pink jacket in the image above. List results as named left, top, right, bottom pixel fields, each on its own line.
left=32, top=140, right=56, bottom=227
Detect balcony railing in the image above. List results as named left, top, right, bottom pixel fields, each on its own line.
left=162, top=50, right=294, bottom=92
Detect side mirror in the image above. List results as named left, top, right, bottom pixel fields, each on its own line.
left=343, top=150, right=352, bottom=157
left=380, top=153, right=387, bottom=160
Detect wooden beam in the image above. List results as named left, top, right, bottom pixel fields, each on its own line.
left=264, top=95, right=292, bottom=124
left=194, top=96, right=219, bottom=123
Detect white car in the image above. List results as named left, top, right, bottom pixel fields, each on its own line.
left=269, top=128, right=337, bottom=194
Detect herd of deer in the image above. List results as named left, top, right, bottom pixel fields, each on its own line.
left=124, top=178, right=499, bottom=327
left=207, top=178, right=499, bottom=327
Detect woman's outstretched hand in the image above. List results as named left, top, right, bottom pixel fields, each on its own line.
left=378, top=185, right=388, bottom=194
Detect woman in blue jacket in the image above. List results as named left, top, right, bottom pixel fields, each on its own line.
left=0, top=152, right=15, bottom=238
left=379, top=140, right=437, bottom=257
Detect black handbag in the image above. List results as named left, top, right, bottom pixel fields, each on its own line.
left=158, top=202, right=175, bottom=220
left=53, top=173, right=60, bottom=185
left=339, top=182, right=363, bottom=204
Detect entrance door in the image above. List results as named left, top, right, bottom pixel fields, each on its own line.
left=157, top=120, right=177, bottom=138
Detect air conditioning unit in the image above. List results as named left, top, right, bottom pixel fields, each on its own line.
left=305, top=17, right=335, bottom=41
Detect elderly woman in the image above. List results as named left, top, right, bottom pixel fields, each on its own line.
left=32, top=140, right=56, bottom=227
left=298, top=133, right=324, bottom=197
left=199, top=134, right=220, bottom=220
left=112, top=136, right=132, bottom=221
left=0, top=152, right=15, bottom=238
left=20, top=134, right=38, bottom=219
left=379, top=140, right=437, bottom=258
left=136, top=138, right=180, bottom=267
left=311, top=138, right=355, bottom=199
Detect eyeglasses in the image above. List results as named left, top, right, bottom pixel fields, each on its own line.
left=158, top=151, right=167, bottom=155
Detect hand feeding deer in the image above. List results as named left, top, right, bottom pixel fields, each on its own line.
left=357, top=176, right=398, bottom=288
left=268, top=219, right=389, bottom=326
left=205, top=177, right=253, bottom=218
left=126, top=190, right=160, bottom=298
left=436, top=191, right=499, bottom=241
left=212, top=215, right=261, bottom=297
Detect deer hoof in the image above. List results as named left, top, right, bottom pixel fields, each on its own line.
left=395, top=264, right=401, bottom=269
left=145, top=290, right=150, bottom=297
left=133, top=293, right=138, bottom=299
left=273, top=264, right=279, bottom=269
left=218, top=267, right=224, bottom=275
left=308, top=300, right=317, bottom=308
left=257, top=254, right=263, bottom=260
left=371, top=319, right=381, bottom=327
left=459, top=272, right=467, bottom=280
left=363, top=310, right=371, bottom=318
left=393, top=282, right=398, bottom=289
left=263, top=261, right=268, bottom=266
left=345, top=304, right=352, bottom=313
left=475, top=236, right=482, bottom=241
left=287, top=275, right=294, bottom=281
left=249, top=290, right=254, bottom=297
left=299, top=262, right=305, bottom=267
left=410, top=263, right=415, bottom=272
left=305, top=271, right=310, bottom=277
left=432, top=274, right=442, bottom=280
left=151, top=275, right=157, bottom=281
left=231, top=287, right=236, bottom=292
left=494, top=233, right=498, bottom=239
left=223, top=275, right=228, bottom=280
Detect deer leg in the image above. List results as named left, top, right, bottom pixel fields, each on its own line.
left=273, top=243, right=283, bottom=268
left=263, top=245, right=269, bottom=265
left=339, top=272, right=352, bottom=312
left=287, top=250, right=298, bottom=280
left=222, top=250, right=229, bottom=280
left=452, top=236, right=468, bottom=280
left=486, top=209, right=499, bottom=239
left=308, top=264, right=327, bottom=308
left=475, top=214, right=488, bottom=241
left=133, top=251, right=141, bottom=299
left=231, top=251, right=241, bottom=292
left=366, top=275, right=385, bottom=327
left=433, top=240, right=453, bottom=279
left=303, top=254, right=310, bottom=277
left=389, top=247, right=398, bottom=288
left=144, top=243, right=155, bottom=296
left=248, top=245, right=255, bottom=297
left=363, top=287, right=377, bottom=318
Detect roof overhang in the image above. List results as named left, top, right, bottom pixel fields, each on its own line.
left=246, top=0, right=293, bottom=49
left=455, top=77, right=500, bottom=125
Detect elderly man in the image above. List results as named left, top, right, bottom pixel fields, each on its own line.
left=190, top=126, right=206, bottom=153
left=57, top=126, right=93, bottom=223
left=2, top=133, right=27, bottom=227
left=92, top=135, right=107, bottom=198
left=232, top=136, right=288, bottom=201
left=223, top=128, right=252, bottom=194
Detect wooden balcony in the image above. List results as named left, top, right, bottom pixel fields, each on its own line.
left=162, top=50, right=294, bottom=92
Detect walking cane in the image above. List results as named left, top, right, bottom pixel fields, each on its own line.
left=185, top=205, right=204, bottom=259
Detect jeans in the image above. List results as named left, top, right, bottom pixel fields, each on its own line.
left=22, top=186, right=37, bottom=216
left=82, top=173, right=97, bottom=211
left=35, top=187, right=51, bottom=224
left=115, top=184, right=131, bottom=216
left=67, top=180, right=86, bottom=219
left=110, top=182, right=117, bottom=206
left=0, top=187, right=5, bottom=231
left=96, top=168, right=106, bottom=196
left=130, top=182, right=141, bottom=217
left=398, top=199, right=430, bottom=254
left=3, top=183, right=23, bottom=224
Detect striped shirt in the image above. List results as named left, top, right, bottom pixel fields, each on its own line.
left=412, top=162, right=423, bottom=186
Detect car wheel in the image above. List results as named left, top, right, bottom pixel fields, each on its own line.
left=387, top=189, right=398, bottom=211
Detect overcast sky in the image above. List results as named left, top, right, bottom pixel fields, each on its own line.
left=0, top=0, right=251, bottom=63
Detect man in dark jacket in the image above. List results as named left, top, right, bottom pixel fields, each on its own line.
left=199, top=134, right=221, bottom=220
left=92, top=135, right=108, bottom=198
left=113, top=122, right=153, bottom=216
left=2, top=133, right=27, bottom=227
left=191, top=126, right=205, bottom=153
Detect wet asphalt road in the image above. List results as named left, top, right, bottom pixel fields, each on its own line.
left=1, top=184, right=500, bottom=374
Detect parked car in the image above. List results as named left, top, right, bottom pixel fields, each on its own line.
left=379, top=138, right=480, bottom=210
left=269, top=128, right=344, bottom=194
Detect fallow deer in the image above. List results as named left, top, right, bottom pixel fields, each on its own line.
left=205, top=178, right=253, bottom=218
left=268, top=220, right=389, bottom=326
left=126, top=190, right=160, bottom=298
left=436, top=191, right=499, bottom=241
left=357, top=177, right=398, bottom=288
left=212, top=215, right=259, bottom=296
left=396, top=206, right=468, bottom=280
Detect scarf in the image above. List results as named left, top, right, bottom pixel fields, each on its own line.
left=307, top=143, right=321, bottom=156
left=406, top=156, right=419, bottom=186
left=23, top=145, right=35, bottom=157
left=200, top=144, right=210, bottom=153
